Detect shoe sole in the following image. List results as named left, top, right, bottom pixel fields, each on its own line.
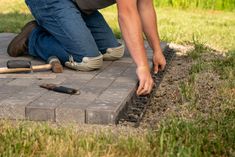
left=103, top=44, right=125, bottom=61
left=7, top=21, right=37, bottom=57
left=65, top=55, right=103, bottom=71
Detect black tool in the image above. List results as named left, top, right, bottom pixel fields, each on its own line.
left=7, top=60, right=31, bottom=69
left=40, top=84, right=80, bottom=95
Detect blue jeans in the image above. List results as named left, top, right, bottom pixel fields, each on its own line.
left=25, top=0, right=119, bottom=64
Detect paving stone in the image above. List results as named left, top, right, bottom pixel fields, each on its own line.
left=0, top=78, right=14, bottom=85
left=7, top=78, right=36, bottom=86
left=0, top=33, right=16, bottom=39
left=0, top=73, right=57, bottom=79
left=62, top=72, right=95, bottom=81
left=26, top=91, right=70, bottom=121
left=114, top=57, right=134, bottom=64
left=56, top=90, right=97, bottom=123
left=0, top=85, right=23, bottom=101
left=36, top=75, right=67, bottom=85
left=0, top=39, right=12, bottom=49
left=0, top=86, right=45, bottom=119
left=0, top=48, right=7, bottom=54
left=86, top=77, right=114, bottom=88
left=95, top=62, right=131, bottom=79
left=86, top=77, right=136, bottom=124
left=56, top=77, right=114, bottom=123
left=122, top=66, right=138, bottom=80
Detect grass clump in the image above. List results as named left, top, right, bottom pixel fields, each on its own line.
left=148, top=111, right=235, bottom=157
left=154, top=0, right=235, bottom=11
left=213, top=51, right=235, bottom=80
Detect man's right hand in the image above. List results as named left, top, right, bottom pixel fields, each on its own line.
left=136, top=66, right=154, bottom=96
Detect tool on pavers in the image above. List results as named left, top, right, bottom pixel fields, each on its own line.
left=40, top=83, right=80, bottom=95
left=0, top=56, right=63, bottom=74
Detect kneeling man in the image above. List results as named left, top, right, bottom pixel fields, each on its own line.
left=7, top=0, right=166, bottom=96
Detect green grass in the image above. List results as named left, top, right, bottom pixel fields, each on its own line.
left=0, top=109, right=234, bottom=157
left=0, top=0, right=235, bottom=156
left=102, top=5, right=235, bottom=52
left=154, top=0, right=235, bottom=11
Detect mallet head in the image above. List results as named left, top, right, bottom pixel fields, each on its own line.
left=47, top=56, right=63, bottom=73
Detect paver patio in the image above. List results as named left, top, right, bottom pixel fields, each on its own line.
left=0, top=33, right=168, bottom=124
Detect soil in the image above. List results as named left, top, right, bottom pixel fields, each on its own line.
left=140, top=51, right=192, bottom=128
left=139, top=46, right=227, bottom=128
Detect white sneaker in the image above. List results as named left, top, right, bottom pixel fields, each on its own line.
left=65, top=54, right=103, bottom=71
left=103, top=44, right=125, bottom=61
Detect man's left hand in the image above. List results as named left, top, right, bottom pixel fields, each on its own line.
left=153, top=50, right=166, bottom=74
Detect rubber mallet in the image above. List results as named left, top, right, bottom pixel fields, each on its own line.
left=0, top=56, right=63, bottom=74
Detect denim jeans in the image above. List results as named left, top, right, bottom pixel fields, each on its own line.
left=25, top=0, right=119, bottom=64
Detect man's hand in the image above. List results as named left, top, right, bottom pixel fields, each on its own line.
left=153, top=50, right=166, bottom=74
left=136, top=66, right=154, bottom=96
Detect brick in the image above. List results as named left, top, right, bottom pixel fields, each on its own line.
left=86, top=77, right=136, bottom=124
left=114, top=57, right=133, bottom=64
left=61, top=79, right=87, bottom=89
left=0, top=78, right=13, bottom=85
left=63, top=72, right=95, bottom=81
left=0, top=73, right=57, bottom=79
left=87, top=77, right=114, bottom=88
left=56, top=105, right=85, bottom=123
left=122, top=66, right=138, bottom=80
left=0, top=48, right=7, bottom=54
left=56, top=85, right=105, bottom=123
left=96, top=62, right=131, bottom=79
left=0, top=86, right=45, bottom=119
left=0, top=33, right=16, bottom=39
left=56, top=96, right=93, bottom=123
left=86, top=107, right=117, bottom=124
left=36, top=75, right=67, bottom=85
left=0, top=40, right=11, bottom=48
left=26, top=91, right=69, bottom=121
left=7, top=78, right=36, bottom=86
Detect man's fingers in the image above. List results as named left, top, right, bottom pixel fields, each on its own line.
left=159, top=63, right=166, bottom=71
left=137, top=83, right=148, bottom=95
left=148, top=80, right=154, bottom=94
left=154, top=63, right=159, bottom=74
left=136, top=80, right=145, bottom=95
left=137, top=79, right=154, bottom=96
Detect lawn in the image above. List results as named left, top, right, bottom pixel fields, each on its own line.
left=0, top=0, right=234, bottom=157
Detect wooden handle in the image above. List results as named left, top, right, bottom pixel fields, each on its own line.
left=0, top=67, right=32, bottom=74
left=0, top=64, right=52, bottom=74
left=32, top=64, right=52, bottom=71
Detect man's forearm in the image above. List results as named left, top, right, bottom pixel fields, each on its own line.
left=116, top=0, right=149, bottom=68
left=137, top=0, right=161, bottom=53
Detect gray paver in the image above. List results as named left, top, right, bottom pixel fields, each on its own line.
left=0, top=33, right=168, bottom=124
left=96, top=62, right=131, bottom=79
left=56, top=77, right=114, bottom=123
left=86, top=77, right=136, bottom=124
left=26, top=92, right=69, bottom=121
left=7, top=78, right=36, bottom=86
left=0, top=33, right=16, bottom=39
left=0, top=86, right=45, bottom=119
